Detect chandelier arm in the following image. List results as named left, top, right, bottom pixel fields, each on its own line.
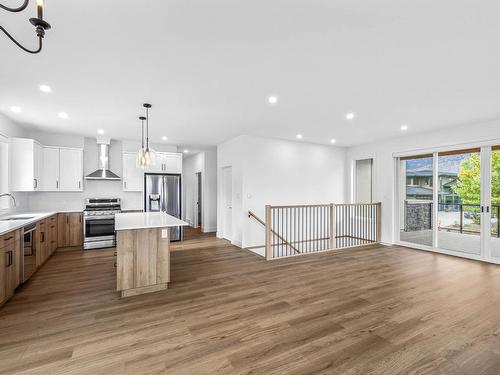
left=0, top=26, right=42, bottom=54
left=0, top=0, right=29, bottom=12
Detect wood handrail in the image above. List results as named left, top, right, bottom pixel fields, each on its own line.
left=248, top=211, right=301, bottom=254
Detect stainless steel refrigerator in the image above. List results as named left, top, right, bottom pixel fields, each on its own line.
left=144, top=173, right=182, bottom=241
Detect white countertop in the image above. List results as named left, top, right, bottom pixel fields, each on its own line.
left=0, top=212, right=59, bottom=236
left=115, top=212, right=189, bottom=231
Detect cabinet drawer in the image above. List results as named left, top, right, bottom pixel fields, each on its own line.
left=0, top=230, right=21, bottom=249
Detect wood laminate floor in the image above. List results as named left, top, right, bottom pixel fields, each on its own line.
left=2, top=240, right=500, bottom=374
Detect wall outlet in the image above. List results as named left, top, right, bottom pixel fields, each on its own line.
left=161, top=229, right=169, bottom=238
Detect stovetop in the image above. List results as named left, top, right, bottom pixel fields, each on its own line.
left=84, top=198, right=121, bottom=216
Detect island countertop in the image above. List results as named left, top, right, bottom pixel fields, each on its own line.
left=115, top=212, right=189, bottom=231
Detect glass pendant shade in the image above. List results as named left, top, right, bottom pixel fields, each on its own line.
left=144, top=147, right=157, bottom=167
left=136, top=148, right=146, bottom=168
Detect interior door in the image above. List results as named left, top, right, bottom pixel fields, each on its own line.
left=196, top=172, right=202, bottom=228
left=222, top=167, right=232, bottom=241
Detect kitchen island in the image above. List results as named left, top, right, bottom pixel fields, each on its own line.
left=115, top=212, right=188, bottom=298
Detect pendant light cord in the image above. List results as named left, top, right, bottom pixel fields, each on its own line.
left=141, top=118, right=144, bottom=149
left=0, top=26, right=42, bottom=54
left=146, top=107, right=150, bottom=150
left=0, top=0, right=29, bottom=12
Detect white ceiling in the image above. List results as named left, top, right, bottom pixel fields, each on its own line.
left=1, top=0, right=500, bottom=148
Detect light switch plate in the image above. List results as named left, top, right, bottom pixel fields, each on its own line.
left=161, top=229, right=169, bottom=238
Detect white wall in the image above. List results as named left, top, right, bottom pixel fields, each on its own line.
left=182, top=149, right=218, bottom=232
left=218, top=135, right=347, bottom=249
left=0, top=115, right=28, bottom=212
left=203, top=149, right=218, bottom=232
left=346, top=119, right=500, bottom=245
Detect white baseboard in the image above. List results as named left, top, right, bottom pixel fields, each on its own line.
left=203, top=226, right=217, bottom=233
left=231, top=239, right=242, bottom=248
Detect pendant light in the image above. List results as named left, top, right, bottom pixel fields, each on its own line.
left=0, top=0, right=51, bottom=54
left=136, top=116, right=147, bottom=168
left=142, top=103, right=156, bottom=168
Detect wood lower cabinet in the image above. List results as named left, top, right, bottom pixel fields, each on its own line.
left=1, top=230, right=21, bottom=306
left=57, top=213, right=83, bottom=248
left=1, top=212, right=82, bottom=308
left=36, top=215, right=59, bottom=267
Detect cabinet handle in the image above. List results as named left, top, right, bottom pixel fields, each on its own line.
left=124, top=181, right=127, bottom=189
left=56, top=180, right=59, bottom=189
left=41, top=232, right=45, bottom=243
left=66, top=216, right=69, bottom=224
left=79, top=215, right=82, bottom=223
left=6, top=250, right=12, bottom=267
left=4, top=236, right=13, bottom=241
left=78, top=181, right=81, bottom=189
left=33, top=179, right=37, bottom=189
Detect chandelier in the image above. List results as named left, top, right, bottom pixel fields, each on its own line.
left=0, top=0, right=51, bottom=54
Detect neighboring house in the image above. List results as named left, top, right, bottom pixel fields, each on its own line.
left=405, top=168, right=459, bottom=204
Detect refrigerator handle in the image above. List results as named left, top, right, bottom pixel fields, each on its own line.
left=162, top=175, right=168, bottom=213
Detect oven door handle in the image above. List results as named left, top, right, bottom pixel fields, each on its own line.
left=84, top=215, right=116, bottom=220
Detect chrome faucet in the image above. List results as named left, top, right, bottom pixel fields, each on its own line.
left=0, top=193, right=16, bottom=208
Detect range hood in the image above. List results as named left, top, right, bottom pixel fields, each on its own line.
left=85, top=138, right=121, bottom=180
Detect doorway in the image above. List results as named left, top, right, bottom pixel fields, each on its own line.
left=355, top=158, right=373, bottom=203
left=195, top=172, right=202, bottom=229
left=221, top=166, right=232, bottom=241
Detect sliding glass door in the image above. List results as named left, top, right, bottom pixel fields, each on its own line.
left=489, top=146, right=500, bottom=259
left=398, top=145, right=500, bottom=262
left=399, top=154, right=434, bottom=247
left=437, top=149, right=481, bottom=255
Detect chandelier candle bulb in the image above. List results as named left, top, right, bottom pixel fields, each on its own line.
left=36, top=0, right=43, bottom=19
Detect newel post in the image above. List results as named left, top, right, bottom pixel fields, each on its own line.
left=329, top=203, right=336, bottom=250
left=265, top=205, right=272, bottom=260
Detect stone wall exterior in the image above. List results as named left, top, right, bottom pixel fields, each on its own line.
left=405, top=201, right=432, bottom=231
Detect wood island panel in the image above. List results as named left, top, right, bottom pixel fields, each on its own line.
left=116, top=227, right=170, bottom=298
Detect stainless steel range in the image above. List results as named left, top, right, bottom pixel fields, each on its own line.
left=83, top=198, right=121, bottom=250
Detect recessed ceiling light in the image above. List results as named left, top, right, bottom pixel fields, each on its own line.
left=39, top=84, right=52, bottom=93
left=183, top=149, right=189, bottom=154
left=10, top=106, right=21, bottom=113
left=97, top=129, right=104, bottom=135
left=345, top=112, right=355, bottom=120
left=58, top=112, right=68, bottom=119
left=296, top=134, right=303, bottom=139
left=268, top=96, right=278, bottom=104
left=330, top=139, right=336, bottom=144
left=162, top=136, right=168, bottom=141
left=400, top=124, right=409, bottom=131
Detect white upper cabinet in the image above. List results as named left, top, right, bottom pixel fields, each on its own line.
left=122, top=152, right=143, bottom=191
left=163, top=153, right=183, bottom=174
left=146, top=152, right=182, bottom=174
left=40, top=147, right=60, bottom=191
left=59, top=148, right=83, bottom=191
left=10, top=138, right=42, bottom=192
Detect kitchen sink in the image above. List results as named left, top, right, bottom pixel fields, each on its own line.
left=0, top=216, right=35, bottom=221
